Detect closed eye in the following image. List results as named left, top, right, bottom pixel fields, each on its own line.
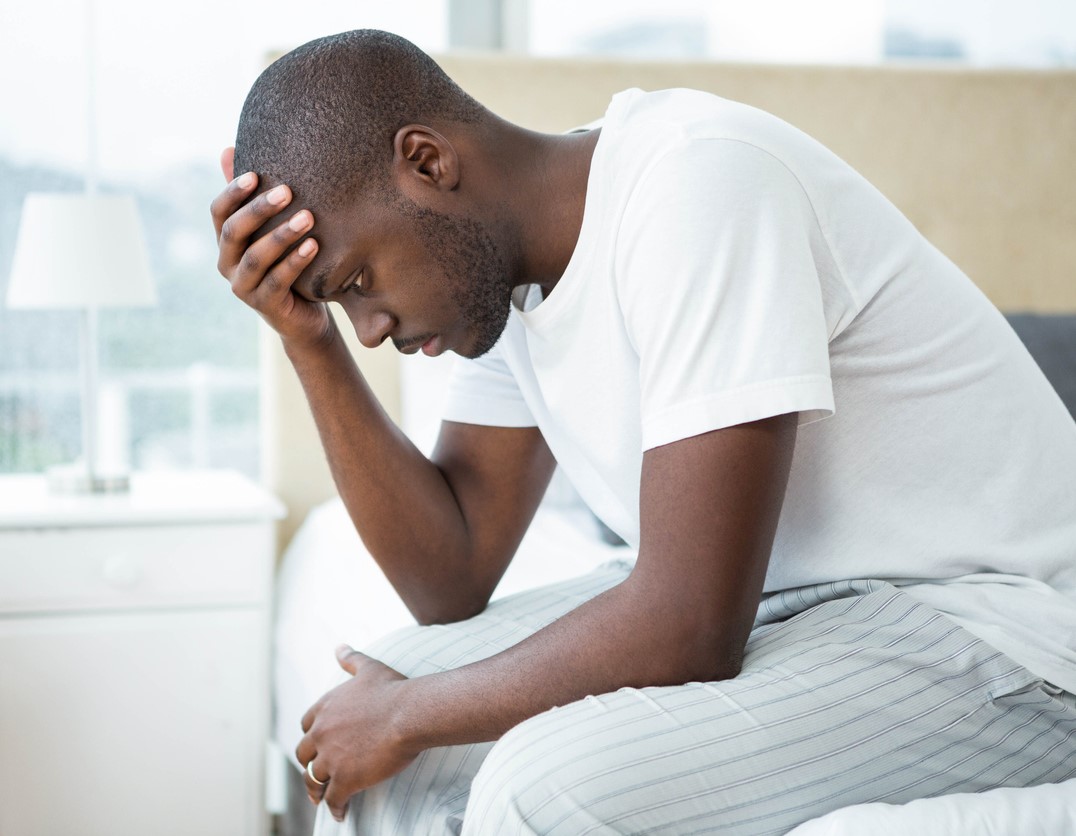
left=345, top=271, right=366, bottom=297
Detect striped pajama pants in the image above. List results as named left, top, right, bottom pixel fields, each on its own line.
left=321, top=561, right=1076, bottom=836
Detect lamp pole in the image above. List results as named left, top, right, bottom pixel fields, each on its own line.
left=80, top=301, right=101, bottom=488
left=81, top=0, right=103, bottom=490
left=6, top=0, right=155, bottom=494
left=86, top=0, right=98, bottom=197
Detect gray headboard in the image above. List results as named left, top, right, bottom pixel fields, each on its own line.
left=1007, top=315, right=1076, bottom=419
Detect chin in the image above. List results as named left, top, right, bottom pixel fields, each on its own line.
left=459, top=328, right=504, bottom=359
left=461, top=311, right=512, bottom=359
left=454, top=343, right=483, bottom=360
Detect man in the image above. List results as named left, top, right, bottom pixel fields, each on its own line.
left=212, top=29, right=1076, bottom=835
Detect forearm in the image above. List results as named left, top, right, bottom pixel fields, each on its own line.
left=284, top=331, right=480, bottom=621
left=392, top=571, right=741, bottom=750
left=211, top=172, right=488, bottom=620
left=298, top=417, right=794, bottom=815
left=389, top=416, right=795, bottom=747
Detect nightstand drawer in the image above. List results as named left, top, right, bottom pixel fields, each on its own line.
left=0, top=523, right=273, bottom=614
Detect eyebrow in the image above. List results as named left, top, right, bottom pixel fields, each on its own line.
left=308, top=257, right=344, bottom=300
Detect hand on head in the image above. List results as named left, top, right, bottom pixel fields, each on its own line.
left=209, top=150, right=337, bottom=350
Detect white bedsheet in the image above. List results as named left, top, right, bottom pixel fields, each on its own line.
left=786, top=781, right=1076, bottom=835
left=273, top=496, right=1076, bottom=834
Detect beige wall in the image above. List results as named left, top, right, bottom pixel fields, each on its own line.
left=440, top=55, right=1076, bottom=313
left=261, top=55, right=1076, bottom=547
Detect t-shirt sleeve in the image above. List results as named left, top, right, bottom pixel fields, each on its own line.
left=617, top=138, right=836, bottom=451
left=441, top=339, right=538, bottom=428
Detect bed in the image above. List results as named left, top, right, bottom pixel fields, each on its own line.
left=261, top=55, right=1076, bottom=834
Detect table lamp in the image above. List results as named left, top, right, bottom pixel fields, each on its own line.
left=6, top=192, right=156, bottom=493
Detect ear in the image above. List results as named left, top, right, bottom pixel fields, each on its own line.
left=392, top=125, right=460, bottom=195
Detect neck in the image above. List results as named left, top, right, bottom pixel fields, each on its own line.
left=473, top=118, right=601, bottom=293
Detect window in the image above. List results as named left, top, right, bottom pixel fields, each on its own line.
left=4, top=0, right=1069, bottom=478
left=0, top=0, right=447, bottom=478
left=524, top=0, right=1076, bottom=66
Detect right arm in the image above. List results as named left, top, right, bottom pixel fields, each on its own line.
left=211, top=160, right=555, bottom=624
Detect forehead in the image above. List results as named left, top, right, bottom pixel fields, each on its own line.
left=253, top=203, right=349, bottom=300
left=253, top=187, right=407, bottom=298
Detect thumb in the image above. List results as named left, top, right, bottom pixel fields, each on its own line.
left=335, top=644, right=361, bottom=675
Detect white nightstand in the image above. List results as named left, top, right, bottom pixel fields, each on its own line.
left=0, top=470, right=285, bottom=836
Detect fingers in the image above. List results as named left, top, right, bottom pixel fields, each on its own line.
left=303, top=756, right=330, bottom=804
left=215, top=181, right=294, bottom=264
left=209, top=170, right=258, bottom=242
left=324, top=786, right=350, bottom=822
left=230, top=207, right=318, bottom=300
left=298, top=741, right=346, bottom=820
left=301, top=703, right=317, bottom=735
left=210, top=168, right=324, bottom=308
left=302, top=760, right=353, bottom=823
left=336, top=644, right=361, bottom=675
left=213, top=182, right=320, bottom=307
left=296, top=733, right=328, bottom=804
left=220, top=147, right=235, bottom=183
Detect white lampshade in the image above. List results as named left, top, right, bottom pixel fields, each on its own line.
left=6, top=193, right=156, bottom=310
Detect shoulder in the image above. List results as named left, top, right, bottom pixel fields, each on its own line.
left=594, top=91, right=820, bottom=237
left=602, top=87, right=818, bottom=171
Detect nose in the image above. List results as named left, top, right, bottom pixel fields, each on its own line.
left=348, top=307, right=396, bottom=349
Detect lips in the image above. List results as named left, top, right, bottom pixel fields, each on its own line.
left=396, top=333, right=439, bottom=355
left=420, top=335, right=443, bottom=357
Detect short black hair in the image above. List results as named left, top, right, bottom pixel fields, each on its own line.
left=233, top=29, right=484, bottom=212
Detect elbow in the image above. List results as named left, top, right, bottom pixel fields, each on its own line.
left=413, top=606, right=482, bottom=627
left=671, top=644, right=742, bottom=684
left=383, top=549, right=497, bottom=626
left=661, top=625, right=747, bottom=685
left=640, top=644, right=742, bottom=688
left=409, top=591, right=491, bottom=627
left=704, top=651, right=744, bottom=683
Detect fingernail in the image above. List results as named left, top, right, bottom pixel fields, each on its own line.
left=267, top=185, right=288, bottom=205
left=237, top=172, right=254, bottom=189
left=298, top=239, right=316, bottom=257
left=289, top=210, right=311, bottom=232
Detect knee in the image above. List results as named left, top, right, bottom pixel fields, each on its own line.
left=464, top=713, right=557, bottom=836
left=463, top=700, right=619, bottom=835
left=461, top=683, right=812, bottom=835
left=361, top=623, right=451, bottom=678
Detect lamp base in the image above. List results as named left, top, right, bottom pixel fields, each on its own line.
left=46, top=464, right=131, bottom=495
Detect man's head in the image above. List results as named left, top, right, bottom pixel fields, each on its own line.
left=232, top=30, right=516, bottom=358
left=233, top=29, right=483, bottom=213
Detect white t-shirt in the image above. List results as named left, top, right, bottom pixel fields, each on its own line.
left=443, top=88, right=1076, bottom=692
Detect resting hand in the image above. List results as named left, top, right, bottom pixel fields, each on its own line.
left=210, top=147, right=335, bottom=349
left=296, top=646, right=421, bottom=822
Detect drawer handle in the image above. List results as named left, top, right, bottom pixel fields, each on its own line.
left=102, top=555, right=142, bottom=589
